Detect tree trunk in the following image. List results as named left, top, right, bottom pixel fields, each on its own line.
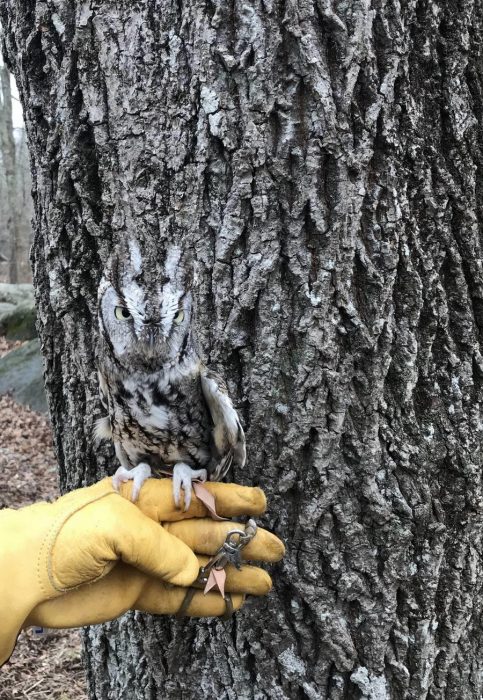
left=13, top=127, right=33, bottom=282
left=0, top=64, right=19, bottom=282
left=3, top=0, right=483, bottom=697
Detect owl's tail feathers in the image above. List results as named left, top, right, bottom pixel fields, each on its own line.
left=93, top=416, right=112, bottom=443
left=209, top=441, right=245, bottom=482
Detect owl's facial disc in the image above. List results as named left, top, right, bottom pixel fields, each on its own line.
left=99, top=282, right=192, bottom=368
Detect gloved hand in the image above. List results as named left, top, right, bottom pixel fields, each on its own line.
left=0, top=477, right=284, bottom=666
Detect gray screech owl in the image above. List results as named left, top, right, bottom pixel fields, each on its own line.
left=95, top=239, right=246, bottom=507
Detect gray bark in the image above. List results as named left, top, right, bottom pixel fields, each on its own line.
left=2, top=0, right=483, bottom=698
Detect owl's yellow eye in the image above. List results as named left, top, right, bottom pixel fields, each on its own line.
left=174, top=309, right=184, bottom=325
left=115, top=306, right=132, bottom=321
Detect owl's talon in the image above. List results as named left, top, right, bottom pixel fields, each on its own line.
left=182, top=479, right=192, bottom=511
left=112, top=463, right=152, bottom=501
left=193, top=468, right=208, bottom=483
left=112, top=467, right=130, bottom=491
left=172, top=464, right=206, bottom=510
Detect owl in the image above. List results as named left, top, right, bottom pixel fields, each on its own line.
left=95, top=239, right=246, bottom=508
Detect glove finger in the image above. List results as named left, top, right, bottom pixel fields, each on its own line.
left=25, top=560, right=256, bottom=628
left=131, top=559, right=273, bottom=604
left=163, top=519, right=285, bottom=562
left=118, top=479, right=267, bottom=521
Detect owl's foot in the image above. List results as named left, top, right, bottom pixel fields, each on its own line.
left=112, top=462, right=152, bottom=501
left=172, top=463, right=208, bottom=511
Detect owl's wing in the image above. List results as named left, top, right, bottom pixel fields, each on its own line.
left=94, top=371, right=112, bottom=441
left=200, top=366, right=246, bottom=480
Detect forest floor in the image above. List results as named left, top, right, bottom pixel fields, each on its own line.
left=0, top=337, right=87, bottom=700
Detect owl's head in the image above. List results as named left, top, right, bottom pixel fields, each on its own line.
left=98, top=240, right=195, bottom=370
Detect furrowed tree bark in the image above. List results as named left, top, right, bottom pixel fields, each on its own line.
left=3, top=0, right=483, bottom=698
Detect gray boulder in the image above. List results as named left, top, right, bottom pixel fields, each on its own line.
left=0, top=283, right=34, bottom=305
left=0, top=283, right=37, bottom=340
left=0, top=302, right=16, bottom=317
left=0, top=339, right=47, bottom=413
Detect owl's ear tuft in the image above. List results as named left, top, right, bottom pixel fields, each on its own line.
left=163, top=245, right=183, bottom=280
left=128, top=239, right=143, bottom=275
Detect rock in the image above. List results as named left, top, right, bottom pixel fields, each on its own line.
left=0, top=283, right=34, bottom=305
left=0, top=303, right=37, bottom=340
left=0, top=339, right=47, bottom=413
left=0, top=302, right=16, bottom=317
left=0, top=284, right=37, bottom=340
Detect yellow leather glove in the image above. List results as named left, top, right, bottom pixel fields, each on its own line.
left=0, top=478, right=284, bottom=667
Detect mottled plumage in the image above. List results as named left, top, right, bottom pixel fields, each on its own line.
left=96, top=239, right=245, bottom=506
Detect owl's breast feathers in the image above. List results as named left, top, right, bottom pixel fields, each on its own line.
left=96, top=361, right=245, bottom=479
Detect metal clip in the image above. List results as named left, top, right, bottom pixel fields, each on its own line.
left=196, top=518, right=258, bottom=585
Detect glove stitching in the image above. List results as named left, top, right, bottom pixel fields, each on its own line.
left=38, top=490, right=120, bottom=595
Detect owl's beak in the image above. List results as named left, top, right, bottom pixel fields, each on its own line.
left=140, top=318, right=159, bottom=349
left=137, top=325, right=157, bottom=351
left=145, top=327, right=156, bottom=348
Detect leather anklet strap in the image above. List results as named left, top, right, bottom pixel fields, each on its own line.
left=176, top=588, right=234, bottom=620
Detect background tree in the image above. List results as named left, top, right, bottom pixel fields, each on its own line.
left=2, top=0, right=483, bottom=698
left=0, top=59, right=33, bottom=283
left=13, top=125, right=34, bottom=281
left=0, top=62, right=18, bottom=282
